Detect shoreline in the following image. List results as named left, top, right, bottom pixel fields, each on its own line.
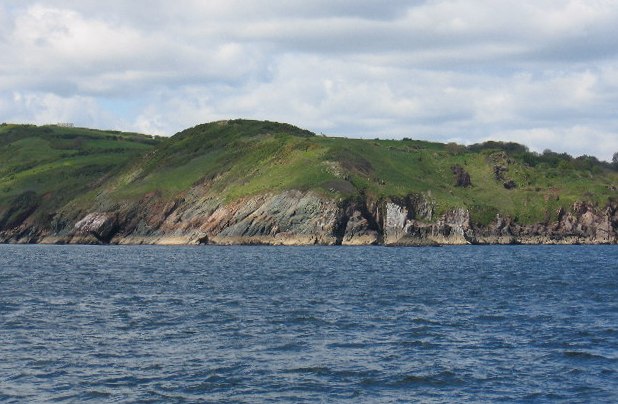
left=1, top=236, right=616, bottom=247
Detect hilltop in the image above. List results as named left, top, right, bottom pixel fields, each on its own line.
left=0, top=123, right=160, bottom=231
left=1, top=119, right=617, bottom=245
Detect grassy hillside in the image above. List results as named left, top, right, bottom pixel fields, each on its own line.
left=88, top=119, right=618, bottom=226
left=0, top=123, right=161, bottom=226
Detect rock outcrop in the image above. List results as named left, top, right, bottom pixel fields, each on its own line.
left=73, top=212, right=119, bottom=243
left=383, top=202, right=473, bottom=245
left=451, top=165, right=472, bottom=187
left=471, top=201, right=618, bottom=244
left=1, top=189, right=617, bottom=245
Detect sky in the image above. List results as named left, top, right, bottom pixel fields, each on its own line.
left=1, top=1, right=618, bottom=161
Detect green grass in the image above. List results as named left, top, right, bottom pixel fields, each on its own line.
left=2, top=119, right=617, bottom=228
left=95, top=120, right=618, bottom=225
left=0, top=124, right=161, bottom=222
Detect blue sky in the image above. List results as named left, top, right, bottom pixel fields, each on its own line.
left=1, top=0, right=618, bottom=160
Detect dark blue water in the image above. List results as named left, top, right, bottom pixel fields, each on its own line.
left=0, top=245, right=617, bottom=402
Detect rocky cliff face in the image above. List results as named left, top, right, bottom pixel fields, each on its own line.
left=1, top=190, right=617, bottom=245
left=383, top=202, right=473, bottom=245
left=472, top=201, right=618, bottom=244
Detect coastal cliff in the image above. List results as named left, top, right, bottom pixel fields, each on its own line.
left=1, top=120, right=617, bottom=245
left=2, top=190, right=617, bottom=245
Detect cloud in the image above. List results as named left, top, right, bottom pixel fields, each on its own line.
left=2, top=91, right=116, bottom=128
left=1, top=1, right=618, bottom=160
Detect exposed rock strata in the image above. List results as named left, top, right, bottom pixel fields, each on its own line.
left=1, top=190, right=617, bottom=245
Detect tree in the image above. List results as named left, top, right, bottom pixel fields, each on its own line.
left=613, top=152, right=618, bottom=164
left=446, top=142, right=465, bottom=155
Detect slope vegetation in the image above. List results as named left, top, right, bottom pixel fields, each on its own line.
left=0, top=123, right=160, bottom=230
left=93, top=119, right=617, bottom=226
left=1, top=119, right=617, bottom=244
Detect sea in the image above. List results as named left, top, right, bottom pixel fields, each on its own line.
left=0, top=245, right=617, bottom=403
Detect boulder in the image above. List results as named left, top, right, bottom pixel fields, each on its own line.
left=74, top=212, right=118, bottom=242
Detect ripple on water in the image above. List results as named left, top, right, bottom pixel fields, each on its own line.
left=0, top=244, right=617, bottom=402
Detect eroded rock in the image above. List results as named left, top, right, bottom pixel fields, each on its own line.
left=74, top=212, right=118, bottom=242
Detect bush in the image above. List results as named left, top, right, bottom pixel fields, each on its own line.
left=446, top=142, right=466, bottom=155
left=467, top=141, right=529, bottom=154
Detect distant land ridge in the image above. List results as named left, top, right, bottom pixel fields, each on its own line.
left=1, top=119, right=617, bottom=245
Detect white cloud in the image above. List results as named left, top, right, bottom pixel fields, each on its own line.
left=1, top=1, right=618, bottom=160
left=2, top=91, right=116, bottom=128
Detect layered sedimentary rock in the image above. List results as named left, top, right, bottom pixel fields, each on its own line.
left=1, top=189, right=616, bottom=245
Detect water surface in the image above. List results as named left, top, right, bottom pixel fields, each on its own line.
left=1, top=245, right=617, bottom=402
